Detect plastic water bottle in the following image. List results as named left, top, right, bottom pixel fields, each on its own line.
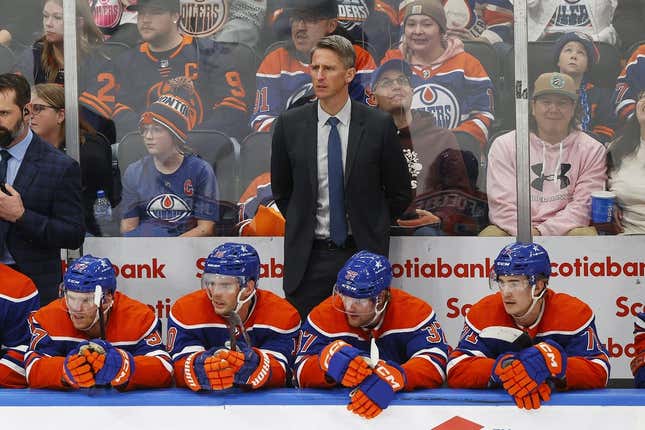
left=93, top=190, right=112, bottom=236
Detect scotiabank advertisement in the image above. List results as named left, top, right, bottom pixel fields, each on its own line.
left=84, top=236, right=644, bottom=379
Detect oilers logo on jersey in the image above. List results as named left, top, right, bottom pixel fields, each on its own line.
left=146, top=194, right=192, bottom=222
left=179, top=0, right=228, bottom=37
left=91, top=0, right=123, bottom=29
left=337, top=0, right=370, bottom=32
left=411, top=84, right=460, bottom=129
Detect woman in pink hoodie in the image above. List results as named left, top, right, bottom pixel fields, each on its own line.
left=381, top=0, right=494, bottom=147
left=482, top=72, right=607, bottom=236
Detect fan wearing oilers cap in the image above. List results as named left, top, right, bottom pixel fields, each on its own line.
left=24, top=255, right=172, bottom=390
left=447, top=242, right=610, bottom=409
left=294, top=251, right=449, bottom=419
left=168, top=242, right=300, bottom=391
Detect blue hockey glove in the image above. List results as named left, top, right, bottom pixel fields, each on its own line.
left=86, top=339, right=134, bottom=388
left=631, top=352, right=645, bottom=388
left=489, top=352, right=516, bottom=387
left=62, top=343, right=95, bottom=389
left=319, top=339, right=370, bottom=387
left=347, top=360, right=406, bottom=419
left=214, top=342, right=271, bottom=389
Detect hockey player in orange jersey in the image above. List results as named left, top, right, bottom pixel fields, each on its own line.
left=0, top=264, right=39, bottom=388
left=294, top=251, right=450, bottom=419
left=24, top=255, right=172, bottom=390
left=168, top=242, right=300, bottom=391
left=447, top=242, right=610, bottom=409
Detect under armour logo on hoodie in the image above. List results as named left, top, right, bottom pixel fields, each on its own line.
left=530, top=163, right=572, bottom=191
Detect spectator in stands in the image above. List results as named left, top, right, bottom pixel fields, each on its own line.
left=209, top=0, right=267, bottom=51
left=553, top=32, right=616, bottom=144
left=607, top=90, right=645, bottom=234
left=443, top=0, right=514, bottom=54
left=613, top=43, right=645, bottom=125
left=370, top=58, right=476, bottom=236
left=382, top=0, right=495, bottom=146
left=80, top=0, right=252, bottom=141
left=236, top=172, right=286, bottom=236
left=120, top=81, right=218, bottom=237
left=483, top=72, right=607, bottom=236
left=266, top=0, right=399, bottom=62
left=250, top=0, right=376, bottom=132
left=13, top=0, right=105, bottom=85
left=527, top=0, right=618, bottom=44
left=447, top=242, right=610, bottom=409
left=30, top=83, right=115, bottom=237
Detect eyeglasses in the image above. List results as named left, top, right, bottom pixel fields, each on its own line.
left=375, top=76, right=410, bottom=90
left=31, top=103, right=59, bottom=115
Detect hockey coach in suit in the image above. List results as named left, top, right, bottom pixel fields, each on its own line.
left=271, top=35, right=411, bottom=319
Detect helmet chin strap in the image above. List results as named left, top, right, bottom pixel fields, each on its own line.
left=234, top=283, right=256, bottom=314
left=513, top=283, right=547, bottom=321
left=361, top=295, right=389, bottom=329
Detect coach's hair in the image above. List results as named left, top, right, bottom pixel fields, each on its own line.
left=0, top=73, right=31, bottom=110
left=310, top=35, right=356, bottom=69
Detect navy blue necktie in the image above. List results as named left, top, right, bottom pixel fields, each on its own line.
left=0, top=150, right=10, bottom=184
left=326, top=117, right=347, bottom=246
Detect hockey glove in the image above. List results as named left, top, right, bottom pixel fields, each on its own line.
left=184, top=348, right=221, bottom=391
left=347, top=360, right=406, bottom=419
left=320, top=339, right=371, bottom=387
left=87, top=339, right=134, bottom=388
left=513, top=382, right=551, bottom=410
left=63, top=350, right=95, bottom=389
left=497, top=340, right=567, bottom=397
left=214, top=344, right=272, bottom=389
left=631, top=352, right=645, bottom=388
left=489, top=352, right=516, bottom=387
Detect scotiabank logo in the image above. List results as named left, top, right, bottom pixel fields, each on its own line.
left=195, top=257, right=283, bottom=279
left=432, top=416, right=484, bottom=430
left=391, top=255, right=645, bottom=280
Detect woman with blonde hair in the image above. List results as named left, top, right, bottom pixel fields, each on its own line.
left=30, top=83, right=115, bottom=236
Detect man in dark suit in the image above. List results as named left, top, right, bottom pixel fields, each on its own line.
left=0, top=73, right=84, bottom=305
left=271, top=35, right=411, bottom=319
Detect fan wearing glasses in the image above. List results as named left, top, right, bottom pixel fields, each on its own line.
left=447, top=242, right=610, bottom=409
left=30, top=83, right=115, bottom=237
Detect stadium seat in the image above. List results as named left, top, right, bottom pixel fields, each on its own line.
left=238, top=131, right=273, bottom=196
left=188, top=129, right=240, bottom=202
left=0, top=45, right=15, bottom=74
left=116, top=130, right=146, bottom=178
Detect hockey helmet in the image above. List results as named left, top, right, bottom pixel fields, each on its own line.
left=492, top=242, right=551, bottom=287
left=203, top=242, right=260, bottom=286
left=63, top=255, right=117, bottom=294
left=336, top=251, right=392, bottom=299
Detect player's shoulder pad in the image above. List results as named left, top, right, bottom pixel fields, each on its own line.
left=252, top=290, right=301, bottom=331
left=169, top=289, right=216, bottom=326
left=382, top=288, right=434, bottom=329
left=539, top=290, right=594, bottom=333
left=31, top=299, right=78, bottom=336
left=463, top=292, right=511, bottom=332
left=108, top=292, right=158, bottom=341
left=0, top=264, right=38, bottom=302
